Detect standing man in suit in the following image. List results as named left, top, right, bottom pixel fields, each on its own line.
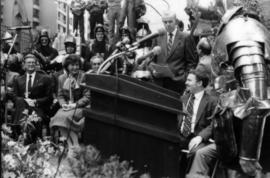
left=13, top=54, right=52, bottom=142
left=150, top=11, right=197, bottom=94
left=178, top=68, right=217, bottom=177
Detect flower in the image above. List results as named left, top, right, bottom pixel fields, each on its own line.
left=3, top=154, right=13, bottom=163
left=22, top=109, right=29, bottom=115
left=36, top=157, right=43, bottom=166
left=59, top=136, right=67, bottom=142
left=39, top=146, right=46, bottom=153
left=2, top=124, right=12, bottom=134
left=7, top=141, right=16, bottom=147
left=3, top=171, right=16, bottom=178
left=17, top=175, right=25, bottom=178
left=48, top=147, right=54, bottom=154
left=43, top=167, right=53, bottom=176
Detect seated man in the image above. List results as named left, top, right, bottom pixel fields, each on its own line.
left=13, top=54, right=52, bottom=143
left=86, top=55, right=104, bottom=74
left=178, top=68, right=218, bottom=177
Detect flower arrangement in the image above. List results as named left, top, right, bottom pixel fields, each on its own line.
left=2, top=123, right=63, bottom=178
left=1, top=124, right=138, bottom=178
left=18, top=109, right=42, bottom=143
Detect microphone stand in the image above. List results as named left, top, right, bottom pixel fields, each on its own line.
left=97, top=46, right=138, bottom=74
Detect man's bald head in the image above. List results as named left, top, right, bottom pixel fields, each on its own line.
left=162, top=11, right=177, bottom=33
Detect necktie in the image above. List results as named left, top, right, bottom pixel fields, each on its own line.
left=182, top=94, right=195, bottom=137
left=167, top=33, right=173, bottom=54
left=27, top=74, right=32, bottom=92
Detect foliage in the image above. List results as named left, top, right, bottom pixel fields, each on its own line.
left=1, top=124, right=137, bottom=178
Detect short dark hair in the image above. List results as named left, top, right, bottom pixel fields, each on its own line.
left=188, top=68, right=209, bottom=88
left=63, top=54, right=82, bottom=72
left=177, top=19, right=184, bottom=30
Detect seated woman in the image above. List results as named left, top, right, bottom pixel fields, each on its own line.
left=50, top=54, right=90, bottom=146
left=86, top=55, right=104, bottom=74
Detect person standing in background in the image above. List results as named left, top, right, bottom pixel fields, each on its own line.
left=86, top=0, right=108, bottom=39
left=119, top=0, right=146, bottom=41
left=70, top=0, right=86, bottom=43
left=107, top=0, right=122, bottom=45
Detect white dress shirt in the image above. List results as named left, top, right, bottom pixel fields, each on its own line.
left=191, top=90, right=204, bottom=133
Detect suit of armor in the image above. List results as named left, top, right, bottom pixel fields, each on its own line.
left=212, top=6, right=270, bottom=176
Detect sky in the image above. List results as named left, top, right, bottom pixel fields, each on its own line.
left=143, top=0, right=189, bottom=32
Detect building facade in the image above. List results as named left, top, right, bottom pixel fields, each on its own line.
left=1, top=0, right=76, bottom=36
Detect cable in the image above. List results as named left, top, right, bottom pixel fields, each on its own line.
left=53, top=101, right=79, bottom=178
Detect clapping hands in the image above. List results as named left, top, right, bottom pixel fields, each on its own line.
left=25, top=98, right=36, bottom=107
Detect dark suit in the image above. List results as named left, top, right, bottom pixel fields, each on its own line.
left=152, top=28, right=198, bottom=94
left=13, top=72, right=53, bottom=142
left=178, top=91, right=217, bottom=148
left=178, top=91, right=218, bottom=176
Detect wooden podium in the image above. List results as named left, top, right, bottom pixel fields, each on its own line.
left=82, top=74, right=183, bottom=178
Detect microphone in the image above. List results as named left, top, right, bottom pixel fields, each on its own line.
left=9, top=26, right=32, bottom=30
left=132, top=28, right=166, bottom=47
left=115, top=37, right=130, bottom=49
left=137, top=46, right=162, bottom=64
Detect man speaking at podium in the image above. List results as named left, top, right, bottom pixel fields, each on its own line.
left=150, top=11, right=197, bottom=94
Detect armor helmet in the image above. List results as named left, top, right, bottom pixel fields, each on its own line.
left=64, top=35, right=76, bottom=46
left=2, top=31, right=13, bottom=41
left=119, top=26, right=130, bottom=36
left=39, top=29, right=50, bottom=45
left=95, top=24, right=105, bottom=33
left=40, top=29, right=49, bottom=38
left=185, top=0, right=225, bottom=36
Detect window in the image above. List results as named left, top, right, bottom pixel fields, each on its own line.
left=70, top=18, right=73, bottom=25
left=33, top=0, right=39, bottom=6
left=58, top=12, right=61, bottom=20
left=33, top=9, right=39, bottom=18
left=33, top=21, right=39, bottom=28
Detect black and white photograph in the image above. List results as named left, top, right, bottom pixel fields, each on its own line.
left=1, top=0, right=270, bottom=177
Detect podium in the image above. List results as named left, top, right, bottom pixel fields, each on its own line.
left=83, top=74, right=183, bottom=177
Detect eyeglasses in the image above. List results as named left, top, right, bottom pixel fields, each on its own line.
left=93, top=63, right=101, bottom=66
left=40, top=39, right=48, bottom=42
left=25, top=61, right=36, bottom=64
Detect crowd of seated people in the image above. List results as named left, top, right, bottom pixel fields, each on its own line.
left=1, top=9, right=199, bottom=141
left=1, top=7, right=227, bottom=177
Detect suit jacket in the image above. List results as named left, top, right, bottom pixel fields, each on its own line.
left=178, top=91, right=217, bottom=147
left=57, top=71, right=90, bottom=108
left=13, top=72, right=52, bottom=107
left=13, top=72, right=53, bottom=123
left=153, top=28, right=198, bottom=82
